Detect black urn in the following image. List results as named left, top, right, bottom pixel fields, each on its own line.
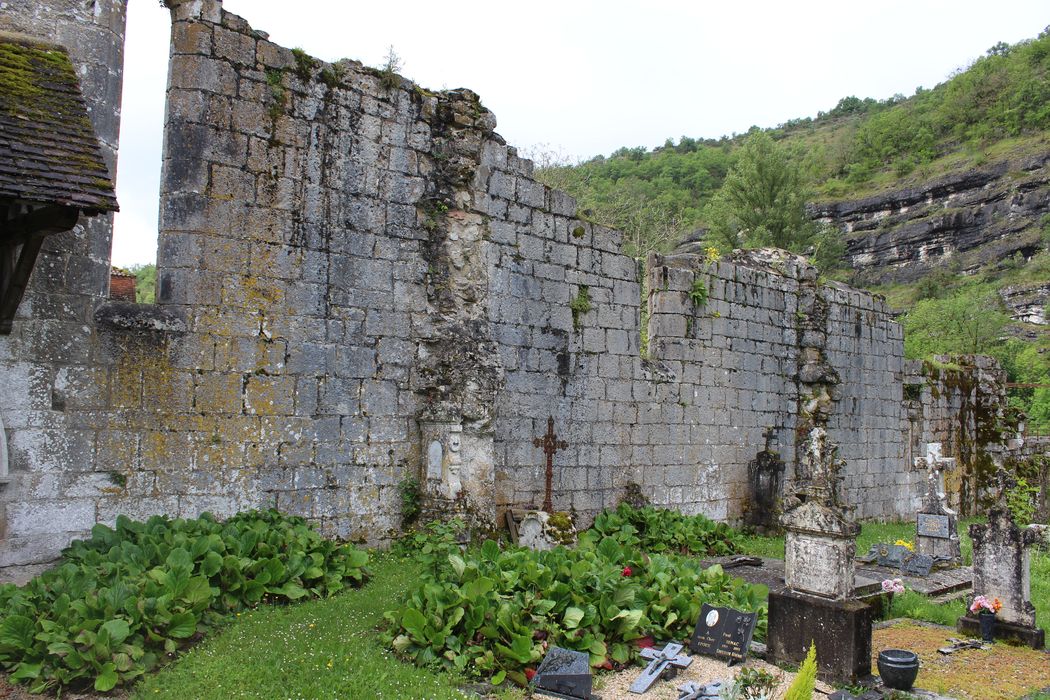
left=877, top=649, right=919, bottom=690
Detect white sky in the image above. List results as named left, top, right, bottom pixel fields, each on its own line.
left=111, top=0, right=1050, bottom=266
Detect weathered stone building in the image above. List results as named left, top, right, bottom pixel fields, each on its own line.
left=0, top=0, right=1026, bottom=579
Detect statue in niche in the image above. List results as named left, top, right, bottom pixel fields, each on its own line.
left=420, top=422, right=465, bottom=501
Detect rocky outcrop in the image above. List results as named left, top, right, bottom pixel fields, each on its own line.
left=811, top=153, right=1050, bottom=286
left=999, top=282, right=1049, bottom=326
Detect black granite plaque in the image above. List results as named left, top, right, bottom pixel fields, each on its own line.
left=689, top=603, right=757, bottom=665
left=899, top=552, right=935, bottom=577
left=874, top=543, right=911, bottom=568
left=916, top=513, right=951, bottom=539
left=532, top=646, right=593, bottom=699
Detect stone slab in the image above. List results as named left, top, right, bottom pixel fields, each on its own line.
left=767, top=588, right=874, bottom=684
left=856, top=563, right=972, bottom=598
left=701, top=556, right=881, bottom=597
left=956, top=614, right=1046, bottom=649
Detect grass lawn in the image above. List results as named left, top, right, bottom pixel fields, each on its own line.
left=131, top=552, right=517, bottom=700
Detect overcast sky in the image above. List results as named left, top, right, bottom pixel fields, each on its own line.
left=111, top=1, right=1050, bottom=266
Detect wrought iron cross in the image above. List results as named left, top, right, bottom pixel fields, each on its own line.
left=533, top=415, right=568, bottom=512
left=761, top=426, right=777, bottom=452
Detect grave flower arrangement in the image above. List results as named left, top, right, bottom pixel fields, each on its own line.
left=969, top=595, right=1003, bottom=615
left=879, top=578, right=905, bottom=619
left=881, top=578, right=905, bottom=594
left=894, top=539, right=914, bottom=551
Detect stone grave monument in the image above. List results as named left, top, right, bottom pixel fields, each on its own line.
left=957, top=470, right=1046, bottom=649
left=914, top=442, right=961, bottom=565
left=744, top=426, right=785, bottom=533
left=768, top=427, right=873, bottom=683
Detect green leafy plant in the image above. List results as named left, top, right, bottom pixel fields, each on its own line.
left=399, top=476, right=422, bottom=527
left=384, top=525, right=764, bottom=686
left=378, top=45, right=402, bottom=91
left=290, top=48, right=317, bottom=82
left=570, top=286, right=592, bottom=329
left=784, top=642, right=817, bottom=700
left=732, top=667, right=779, bottom=700
left=0, top=510, right=369, bottom=693
left=589, top=503, right=740, bottom=557
left=1006, top=477, right=1040, bottom=526
left=689, top=276, right=708, bottom=307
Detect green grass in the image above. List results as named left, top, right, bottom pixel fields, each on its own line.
left=131, top=552, right=515, bottom=700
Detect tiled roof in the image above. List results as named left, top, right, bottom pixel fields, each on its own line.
left=0, top=31, right=118, bottom=213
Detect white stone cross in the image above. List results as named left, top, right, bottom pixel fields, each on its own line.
left=916, top=442, right=955, bottom=501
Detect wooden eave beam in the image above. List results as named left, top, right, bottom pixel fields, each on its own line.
left=0, top=204, right=80, bottom=334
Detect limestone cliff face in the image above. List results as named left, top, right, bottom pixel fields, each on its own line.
left=811, top=152, right=1050, bottom=288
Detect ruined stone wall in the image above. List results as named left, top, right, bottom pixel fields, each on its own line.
left=822, top=285, right=912, bottom=518
left=0, top=0, right=127, bottom=576
left=903, top=356, right=1013, bottom=515
left=0, top=0, right=921, bottom=577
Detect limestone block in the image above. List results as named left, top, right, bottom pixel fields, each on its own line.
left=7, top=499, right=95, bottom=536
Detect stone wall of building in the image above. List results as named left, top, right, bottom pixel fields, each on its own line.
left=0, top=0, right=127, bottom=577
left=0, top=0, right=927, bottom=578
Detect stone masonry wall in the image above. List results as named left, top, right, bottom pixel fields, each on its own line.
left=0, top=0, right=920, bottom=577
left=0, top=0, right=127, bottom=577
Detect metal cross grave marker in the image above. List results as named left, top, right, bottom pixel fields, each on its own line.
left=534, top=415, right=567, bottom=513
left=629, top=642, right=692, bottom=694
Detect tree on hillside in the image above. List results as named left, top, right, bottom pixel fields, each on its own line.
left=702, top=131, right=843, bottom=270
left=902, top=286, right=1009, bottom=359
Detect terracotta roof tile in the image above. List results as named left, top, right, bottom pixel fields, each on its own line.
left=0, top=32, right=118, bottom=213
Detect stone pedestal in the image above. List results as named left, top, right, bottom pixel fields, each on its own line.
left=782, top=501, right=859, bottom=600
left=956, top=614, right=1045, bottom=649
left=768, top=589, right=873, bottom=683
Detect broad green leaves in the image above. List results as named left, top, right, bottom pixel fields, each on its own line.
left=0, top=510, right=370, bottom=693
left=385, top=505, right=765, bottom=685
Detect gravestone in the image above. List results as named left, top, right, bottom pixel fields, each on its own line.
left=689, top=603, right=758, bottom=665
left=516, top=510, right=576, bottom=551
left=781, top=428, right=858, bottom=600
left=744, top=426, right=785, bottom=532
left=899, top=552, right=935, bottom=577
left=957, top=470, right=1046, bottom=649
left=531, top=646, right=594, bottom=700
left=768, top=427, right=873, bottom=683
left=914, top=443, right=961, bottom=565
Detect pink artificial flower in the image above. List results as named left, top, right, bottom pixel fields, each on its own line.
left=881, top=578, right=905, bottom=594
left=622, top=566, right=632, bottom=577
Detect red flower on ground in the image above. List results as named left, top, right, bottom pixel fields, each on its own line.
left=622, top=566, right=632, bottom=577
left=524, top=668, right=536, bottom=682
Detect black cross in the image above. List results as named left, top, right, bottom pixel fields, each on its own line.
left=762, top=426, right=777, bottom=451
left=533, top=416, right=568, bottom=512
